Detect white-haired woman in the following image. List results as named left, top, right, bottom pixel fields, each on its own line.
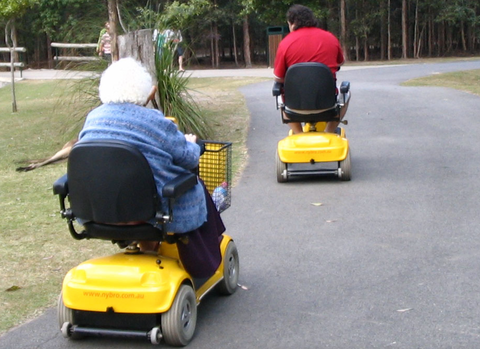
left=78, top=58, right=224, bottom=278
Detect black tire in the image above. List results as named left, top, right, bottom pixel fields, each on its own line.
left=161, top=285, right=197, bottom=347
left=57, top=293, right=82, bottom=339
left=217, top=241, right=240, bottom=295
left=57, top=293, right=73, bottom=328
left=339, top=151, right=351, bottom=181
left=276, top=150, right=288, bottom=183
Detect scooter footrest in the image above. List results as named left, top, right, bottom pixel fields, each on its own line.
left=74, top=309, right=158, bottom=331
left=72, top=326, right=150, bottom=340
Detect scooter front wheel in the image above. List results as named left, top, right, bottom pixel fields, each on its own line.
left=161, top=284, right=197, bottom=347
left=57, top=293, right=83, bottom=339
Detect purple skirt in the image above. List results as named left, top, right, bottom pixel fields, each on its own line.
left=176, top=181, right=225, bottom=278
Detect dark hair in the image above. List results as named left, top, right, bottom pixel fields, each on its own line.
left=286, top=4, right=318, bottom=29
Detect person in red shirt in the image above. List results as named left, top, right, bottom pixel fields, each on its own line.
left=274, top=4, right=349, bottom=134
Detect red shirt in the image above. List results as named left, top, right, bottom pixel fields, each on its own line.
left=274, top=27, right=344, bottom=81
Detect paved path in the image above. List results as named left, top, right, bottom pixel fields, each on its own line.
left=0, top=64, right=391, bottom=84
left=2, top=60, right=480, bottom=349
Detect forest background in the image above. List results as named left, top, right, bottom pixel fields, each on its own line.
left=1, top=0, right=480, bottom=70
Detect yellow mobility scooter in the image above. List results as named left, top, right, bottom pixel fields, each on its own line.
left=53, top=139, right=238, bottom=346
left=272, top=62, right=351, bottom=182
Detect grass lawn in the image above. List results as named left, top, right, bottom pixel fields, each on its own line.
left=0, top=75, right=267, bottom=335
left=402, top=69, right=480, bottom=95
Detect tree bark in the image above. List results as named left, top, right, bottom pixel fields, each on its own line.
left=108, top=0, right=119, bottom=61
left=210, top=21, right=215, bottom=68
left=5, top=19, right=17, bottom=112
left=438, top=21, right=445, bottom=56
left=46, top=35, right=53, bottom=69
left=363, top=33, right=369, bottom=61
left=117, top=29, right=155, bottom=78
left=232, top=21, right=238, bottom=67
left=380, top=0, right=387, bottom=60
left=402, top=0, right=408, bottom=59
left=243, top=15, right=252, bottom=68
left=428, top=16, right=433, bottom=56
left=388, top=0, right=392, bottom=60
left=117, top=29, right=157, bottom=106
left=460, top=21, right=467, bottom=52
left=213, top=21, right=220, bottom=68
left=355, top=36, right=360, bottom=61
left=413, top=0, right=418, bottom=58
left=340, top=0, right=348, bottom=61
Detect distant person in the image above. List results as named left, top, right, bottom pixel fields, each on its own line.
left=274, top=4, right=349, bottom=134
left=156, top=28, right=185, bottom=72
left=97, top=22, right=112, bottom=63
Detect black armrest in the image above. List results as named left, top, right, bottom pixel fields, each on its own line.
left=53, top=174, right=68, bottom=196
left=272, top=81, right=283, bottom=96
left=340, top=81, right=350, bottom=94
left=162, top=172, right=197, bottom=199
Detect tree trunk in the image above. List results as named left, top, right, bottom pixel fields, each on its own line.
left=243, top=15, right=252, bottom=68
left=380, top=0, right=387, bottom=60
left=471, top=4, right=477, bottom=51
left=438, top=21, right=445, bottom=56
left=117, top=29, right=155, bottom=78
left=213, top=21, right=220, bottom=68
left=363, top=33, right=369, bottom=61
left=428, top=17, right=433, bottom=56
left=340, top=0, right=348, bottom=61
left=355, top=36, right=360, bottom=61
left=5, top=19, right=17, bottom=112
left=387, top=0, right=392, bottom=60
left=413, top=0, right=418, bottom=58
left=210, top=21, right=215, bottom=68
left=108, top=0, right=119, bottom=61
left=11, top=21, right=19, bottom=63
left=402, top=0, right=408, bottom=59
left=460, top=21, right=467, bottom=52
left=232, top=21, right=238, bottom=67
left=46, top=35, right=53, bottom=68
left=446, top=26, right=453, bottom=53
left=117, top=29, right=156, bottom=107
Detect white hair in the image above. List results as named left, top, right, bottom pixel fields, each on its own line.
left=99, top=57, right=153, bottom=105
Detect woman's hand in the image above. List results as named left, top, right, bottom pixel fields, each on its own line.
left=184, top=133, right=197, bottom=143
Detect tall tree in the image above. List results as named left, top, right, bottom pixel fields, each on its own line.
left=242, top=15, right=251, bottom=67
left=108, top=0, right=119, bottom=61
left=340, top=0, right=349, bottom=61
left=0, top=0, right=37, bottom=112
left=401, top=0, right=408, bottom=58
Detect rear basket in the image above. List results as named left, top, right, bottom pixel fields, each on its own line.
left=199, top=141, right=232, bottom=213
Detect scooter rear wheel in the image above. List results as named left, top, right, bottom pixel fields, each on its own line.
left=338, top=151, right=351, bottom=181
left=161, top=285, right=197, bottom=346
left=276, top=150, right=288, bottom=183
left=217, top=241, right=239, bottom=295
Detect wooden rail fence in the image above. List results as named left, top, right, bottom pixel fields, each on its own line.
left=51, top=43, right=99, bottom=67
left=0, top=47, right=26, bottom=77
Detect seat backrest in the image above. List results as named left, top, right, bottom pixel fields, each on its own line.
left=284, top=62, right=337, bottom=111
left=67, top=139, right=158, bottom=224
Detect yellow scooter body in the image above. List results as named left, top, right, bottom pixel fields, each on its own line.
left=62, top=234, right=233, bottom=314
left=278, top=123, right=349, bottom=164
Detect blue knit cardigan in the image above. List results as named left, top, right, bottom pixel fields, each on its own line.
left=78, top=103, right=207, bottom=233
